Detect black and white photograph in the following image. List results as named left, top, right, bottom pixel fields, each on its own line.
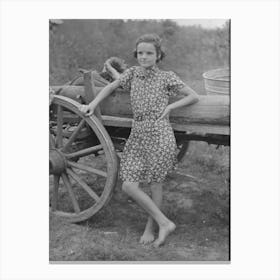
left=49, top=19, right=230, bottom=262
left=1, top=0, right=280, bottom=279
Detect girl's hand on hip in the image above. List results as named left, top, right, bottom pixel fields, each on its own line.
left=157, top=106, right=171, bottom=121
left=79, top=104, right=95, bottom=116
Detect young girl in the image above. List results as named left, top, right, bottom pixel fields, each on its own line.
left=80, top=34, right=199, bottom=247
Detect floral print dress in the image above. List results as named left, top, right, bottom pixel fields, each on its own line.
left=119, top=65, right=186, bottom=183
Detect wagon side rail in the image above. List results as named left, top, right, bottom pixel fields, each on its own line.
left=51, top=85, right=230, bottom=138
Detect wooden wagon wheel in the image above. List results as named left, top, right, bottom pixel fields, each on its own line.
left=49, top=95, right=118, bottom=223
left=176, top=141, right=190, bottom=162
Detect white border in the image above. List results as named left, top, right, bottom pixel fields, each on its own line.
left=1, top=0, right=280, bottom=279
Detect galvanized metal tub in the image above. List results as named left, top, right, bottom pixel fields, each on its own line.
left=203, top=68, right=230, bottom=95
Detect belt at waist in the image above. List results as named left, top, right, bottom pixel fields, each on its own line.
left=134, top=115, right=159, bottom=122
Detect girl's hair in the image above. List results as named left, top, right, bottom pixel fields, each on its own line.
left=133, top=33, right=166, bottom=62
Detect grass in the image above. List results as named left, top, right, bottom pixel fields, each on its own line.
left=49, top=141, right=230, bottom=262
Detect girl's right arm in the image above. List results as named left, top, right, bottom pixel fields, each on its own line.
left=79, top=79, right=120, bottom=116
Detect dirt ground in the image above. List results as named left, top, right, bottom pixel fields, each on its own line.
left=49, top=142, right=230, bottom=262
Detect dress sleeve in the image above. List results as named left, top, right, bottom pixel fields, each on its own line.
left=119, top=67, right=135, bottom=92
left=165, top=71, right=186, bottom=96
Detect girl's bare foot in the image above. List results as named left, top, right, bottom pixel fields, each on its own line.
left=153, top=222, right=176, bottom=248
left=139, top=230, right=155, bottom=244
left=140, top=216, right=156, bottom=245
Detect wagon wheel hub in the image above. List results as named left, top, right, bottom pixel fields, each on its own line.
left=49, top=149, right=66, bottom=175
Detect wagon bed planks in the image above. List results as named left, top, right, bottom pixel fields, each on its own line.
left=101, top=115, right=229, bottom=135
left=52, top=85, right=230, bottom=135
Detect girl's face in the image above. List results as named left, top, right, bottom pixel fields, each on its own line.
left=136, top=42, right=159, bottom=69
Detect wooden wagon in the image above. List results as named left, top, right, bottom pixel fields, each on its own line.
left=49, top=71, right=230, bottom=223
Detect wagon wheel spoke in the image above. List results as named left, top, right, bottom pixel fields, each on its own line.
left=51, top=175, right=60, bottom=211
left=177, top=141, right=190, bottom=162
left=66, top=168, right=100, bottom=202
left=65, top=144, right=103, bottom=159
left=62, top=119, right=86, bottom=152
left=67, top=160, right=107, bottom=178
left=56, top=105, right=64, bottom=148
left=61, top=172, right=81, bottom=214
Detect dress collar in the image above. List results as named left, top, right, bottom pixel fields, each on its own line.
left=136, top=65, right=159, bottom=79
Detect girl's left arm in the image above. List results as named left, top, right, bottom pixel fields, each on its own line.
left=168, top=85, right=200, bottom=110
left=158, top=85, right=200, bottom=120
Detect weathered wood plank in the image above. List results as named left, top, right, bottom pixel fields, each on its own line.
left=52, top=86, right=85, bottom=103
left=83, top=72, right=103, bottom=122
left=101, top=115, right=229, bottom=135
left=52, top=85, right=230, bottom=133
